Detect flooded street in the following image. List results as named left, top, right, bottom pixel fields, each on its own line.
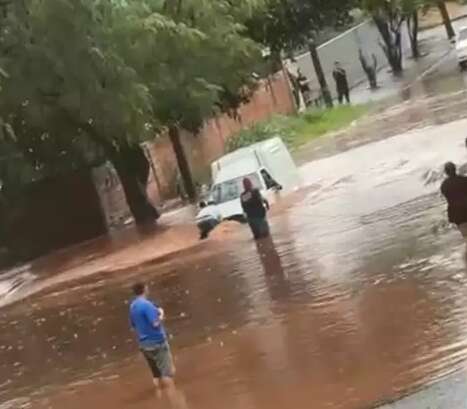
left=2, top=109, right=467, bottom=408
left=6, top=36, right=467, bottom=406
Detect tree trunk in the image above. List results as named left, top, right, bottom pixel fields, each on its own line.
left=407, top=11, right=420, bottom=59
left=373, top=16, right=403, bottom=75
left=280, top=59, right=299, bottom=113
left=109, top=143, right=160, bottom=225
left=168, top=125, right=196, bottom=201
left=308, top=41, right=333, bottom=108
left=437, top=0, right=455, bottom=39
left=58, top=110, right=159, bottom=225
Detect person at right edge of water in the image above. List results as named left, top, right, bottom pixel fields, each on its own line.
left=240, top=177, right=270, bottom=240
left=332, top=61, right=350, bottom=104
left=441, top=161, right=467, bottom=241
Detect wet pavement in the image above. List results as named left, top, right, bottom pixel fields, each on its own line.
left=379, top=373, right=467, bottom=409
left=6, top=26, right=467, bottom=409
left=350, top=16, right=467, bottom=106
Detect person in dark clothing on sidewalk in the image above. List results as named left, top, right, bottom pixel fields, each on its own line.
left=240, top=177, right=270, bottom=240
left=332, top=61, right=350, bottom=104
left=441, top=162, right=467, bottom=240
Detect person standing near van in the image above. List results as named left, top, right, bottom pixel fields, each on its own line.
left=240, top=177, right=270, bottom=240
left=332, top=61, right=350, bottom=104
left=129, top=282, right=179, bottom=405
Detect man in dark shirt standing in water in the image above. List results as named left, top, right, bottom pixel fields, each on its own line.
left=441, top=162, right=467, bottom=240
left=240, top=177, right=270, bottom=240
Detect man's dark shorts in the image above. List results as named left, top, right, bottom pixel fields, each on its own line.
left=141, top=342, right=174, bottom=379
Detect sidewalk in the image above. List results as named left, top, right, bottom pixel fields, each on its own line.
left=419, top=1, right=467, bottom=30
left=377, top=371, right=467, bottom=409
left=350, top=17, right=465, bottom=105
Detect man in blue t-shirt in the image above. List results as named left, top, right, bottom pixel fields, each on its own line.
left=129, top=282, right=177, bottom=401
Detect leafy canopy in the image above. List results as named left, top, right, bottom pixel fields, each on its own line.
left=246, top=0, right=357, bottom=55
left=0, top=0, right=263, bottom=176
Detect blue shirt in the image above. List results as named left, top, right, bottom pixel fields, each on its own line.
left=130, top=297, right=166, bottom=347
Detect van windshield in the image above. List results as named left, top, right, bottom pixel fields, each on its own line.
left=211, top=173, right=261, bottom=204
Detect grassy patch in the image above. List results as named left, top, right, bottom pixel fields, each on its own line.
left=227, top=104, right=368, bottom=152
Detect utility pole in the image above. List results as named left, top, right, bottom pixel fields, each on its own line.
left=437, top=1, right=455, bottom=39
left=308, top=40, right=333, bottom=108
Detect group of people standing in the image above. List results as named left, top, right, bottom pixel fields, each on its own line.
left=288, top=60, right=351, bottom=108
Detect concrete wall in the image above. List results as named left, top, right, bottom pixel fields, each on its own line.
left=295, top=20, right=411, bottom=98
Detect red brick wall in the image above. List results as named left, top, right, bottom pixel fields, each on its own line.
left=146, top=71, right=294, bottom=201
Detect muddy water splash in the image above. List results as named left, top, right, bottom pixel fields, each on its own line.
left=3, top=119, right=467, bottom=409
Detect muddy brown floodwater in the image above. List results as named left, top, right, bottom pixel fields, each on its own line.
left=4, top=101, right=467, bottom=409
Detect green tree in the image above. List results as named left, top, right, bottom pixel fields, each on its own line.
left=0, top=0, right=160, bottom=223
left=363, top=0, right=458, bottom=70
left=246, top=0, right=356, bottom=58
left=0, top=0, right=263, bottom=221
left=142, top=0, right=263, bottom=200
left=401, top=0, right=425, bottom=59
left=245, top=0, right=356, bottom=109
left=362, top=0, right=406, bottom=74
left=403, top=0, right=456, bottom=59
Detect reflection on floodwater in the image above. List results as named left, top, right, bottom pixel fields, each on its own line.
left=4, top=99, right=467, bottom=408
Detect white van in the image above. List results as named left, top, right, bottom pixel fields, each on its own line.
left=457, top=27, right=467, bottom=68
left=202, top=137, right=300, bottom=222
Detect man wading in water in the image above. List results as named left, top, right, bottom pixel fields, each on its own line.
left=240, top=177, right=271, bottom=240
left=129, top=282, right=184, bottom=407
left=441, top=162, right=467, bottom=240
